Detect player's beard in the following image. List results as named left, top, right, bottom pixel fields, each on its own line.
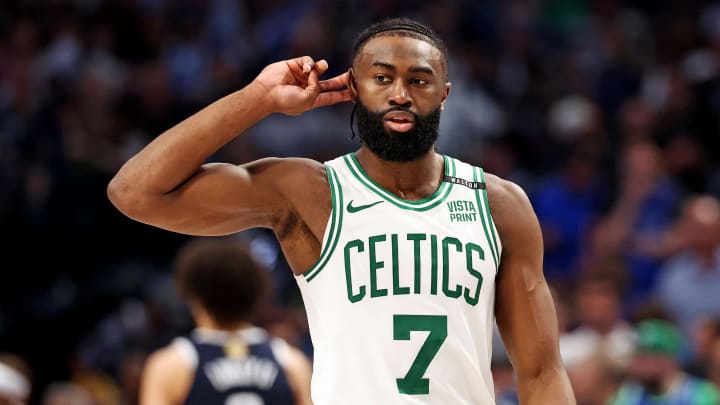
left=355, top=102, right=441, bottom=162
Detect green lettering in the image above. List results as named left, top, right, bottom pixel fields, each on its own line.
left=392, top=234, right=410, bottom=295
left=464, top=243, right=485, bottom=306
left=442, top=237, right=462, bottom=298
left=344, top=240, right=366, bottom=303
left=369, top=234, right=388, bottom=298
left=407, top=233, right=426, bottom=294
left=430, top=235, right=438, bottom=295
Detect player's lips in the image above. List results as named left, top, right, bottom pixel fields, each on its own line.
left=384, top=111, right=415, bottom=133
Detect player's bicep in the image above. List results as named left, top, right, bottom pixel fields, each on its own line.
left=157, top=161, right=280, bottom=234
left=491, top=180, right=563, bottom=380
left=130, top=158, right=316, bottom=236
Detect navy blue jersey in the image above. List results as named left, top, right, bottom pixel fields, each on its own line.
left=176, top=327, right=296, bottom=405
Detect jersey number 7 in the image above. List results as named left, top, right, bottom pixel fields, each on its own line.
left=393, top=314, right=448, bottom=395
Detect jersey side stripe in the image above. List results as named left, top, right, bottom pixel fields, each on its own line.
left=303, top=165, right=344, bottom=281
left=479, top=168, right=501, bottom=268
left=473, top=166, right=499, bottom=272
left=343, top=153, right=456, bottom=211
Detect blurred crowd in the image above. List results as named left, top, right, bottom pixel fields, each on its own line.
left=1, top=0, right=720, bottom=404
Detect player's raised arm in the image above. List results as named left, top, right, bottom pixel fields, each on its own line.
left=489, top=175, right=576, bottom=404
left=107, top=57, right=351, bottom=236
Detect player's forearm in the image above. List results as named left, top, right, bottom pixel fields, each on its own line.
left=109, top=81, right=273, bottom=198
left=518, top=366, right=576, bottom=405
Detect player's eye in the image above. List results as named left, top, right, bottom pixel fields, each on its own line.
left=375, top=75, right=391, bottom=84
left=411, top=78, right=428, bottom=85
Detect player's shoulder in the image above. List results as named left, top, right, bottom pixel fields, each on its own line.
left=144, top=341, right=192, bottom=372
left=482, top=172, right=538, bottom=241
left=483, top=172, right=532, bottom=213
left=446, top=155, right=527, bottom=203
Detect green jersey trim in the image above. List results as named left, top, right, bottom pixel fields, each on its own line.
left=343, top=153, right=455, bottom=211
left=479, top=168, right=500, bottom=270
left=303, top=165, right=344, bottom=282
left=473, top=166, right=499, bottom=272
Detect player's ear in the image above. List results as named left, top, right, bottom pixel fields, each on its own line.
left=348, top=67, right=358, bottom=103
left=441, top=81, right=451, bottom=111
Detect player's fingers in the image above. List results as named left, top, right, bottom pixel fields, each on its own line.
left=314, top=59, right=329, bottom=75
left=287, top=56, right=316, bottom=79
left=305, top=68, right=320, bottom=97
left=295, top=56, right=315, bottom=73
left=319, top=72, right=349, bottom=91
left=313, top=89, right=352, bottom=107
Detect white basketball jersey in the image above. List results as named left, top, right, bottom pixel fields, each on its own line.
left=295, top=152, right=502, bottom=405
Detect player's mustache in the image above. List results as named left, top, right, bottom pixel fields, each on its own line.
left=379, top=105, right=418, bottom=117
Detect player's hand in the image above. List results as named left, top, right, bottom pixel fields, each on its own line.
left=252, top=56, right=352, bottom=116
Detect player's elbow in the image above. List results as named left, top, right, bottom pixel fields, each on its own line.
left=107, top=175, right=155, bottom=220
left=515, top=355, right=574, bottom=404
left=516, top=348, right=565, bottom=385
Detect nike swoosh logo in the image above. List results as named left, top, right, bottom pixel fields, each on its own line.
left=347, top=200, right=384, bottom=213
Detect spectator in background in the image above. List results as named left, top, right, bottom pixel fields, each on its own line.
left=561, top=272, right=636, bottom=374
left=590, top=140, right=683, bottom=308
left=655, top=194, right=720, bottom=342
left=685, top=317, right=720, bottom=380
left=609, top=319, right=719, bottom=405
left=139, top=237, right=312, bottom=405
left=0, top=353, right=32, bottom=405
left=41, top=382, right=92, bottom=405
left=707, top=336, right=720, bottom=390
left=567, top=353, right=623, bottom=405
left=70, top=370, right=121, bottom=405
left=532, top=145, right=604, bottom=283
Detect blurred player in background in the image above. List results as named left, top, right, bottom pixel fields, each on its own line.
left=139, top=238, right=312, bottom=405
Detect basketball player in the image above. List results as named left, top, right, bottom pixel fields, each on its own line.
left=139, top=238, right=312, bottom=405
left=110, top=18, right=575, bottom=404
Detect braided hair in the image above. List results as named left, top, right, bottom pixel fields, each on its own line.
left=352, top=17, right=449, bottom=79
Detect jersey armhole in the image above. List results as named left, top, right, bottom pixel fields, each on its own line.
left=472, top=166, right=502, bottom=274
left=300, top=164, right=344, bottom=282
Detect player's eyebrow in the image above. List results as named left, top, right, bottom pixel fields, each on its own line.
left=371, top=62, right=435, bottom=75
left=409, top=66, right=434, bottom=75
left=371, top=61, right=396, bottom=71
